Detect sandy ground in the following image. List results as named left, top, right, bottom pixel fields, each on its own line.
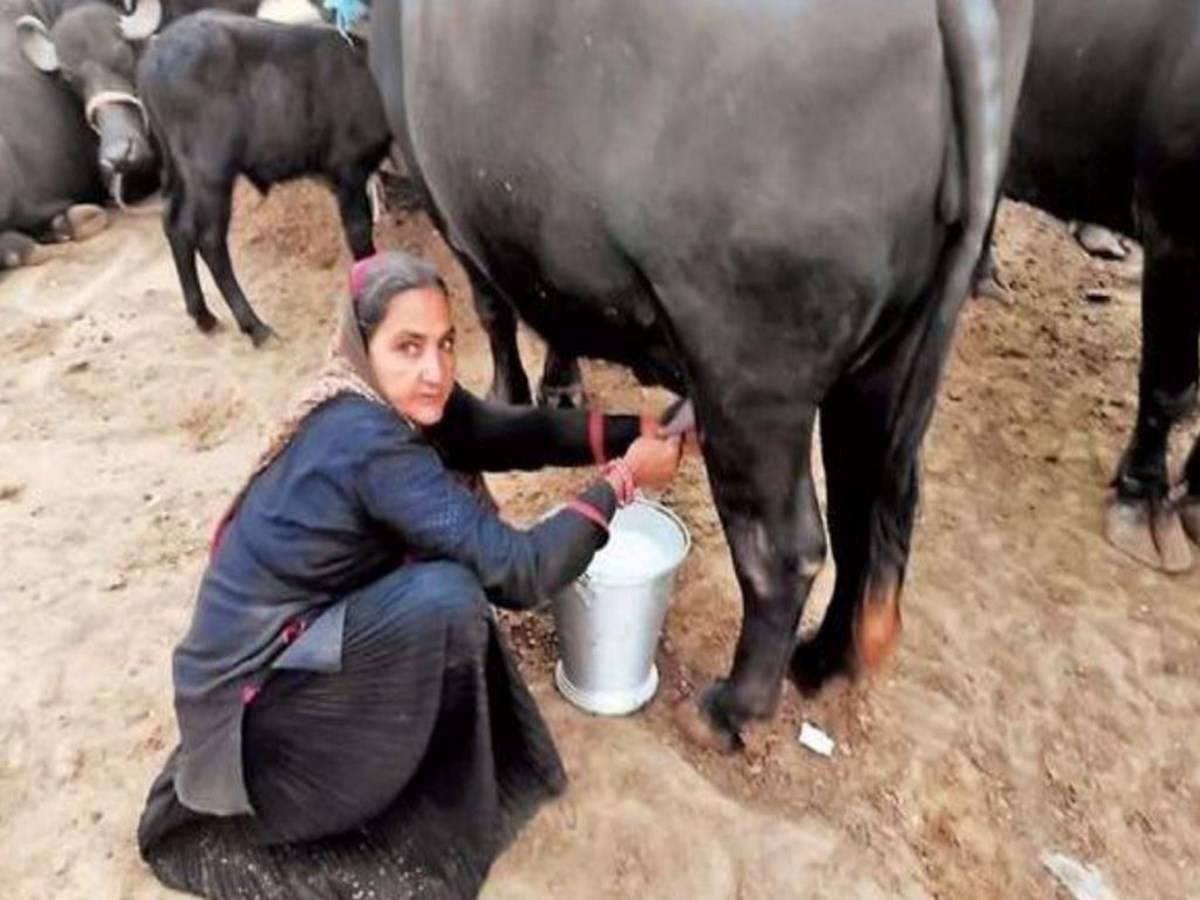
left=0, top=181, right=1197, bottom=900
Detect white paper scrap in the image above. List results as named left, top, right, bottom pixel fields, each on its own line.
left=1040, top=851, right=1117, bottom=900
left=798, top=722, right=835, bottom=757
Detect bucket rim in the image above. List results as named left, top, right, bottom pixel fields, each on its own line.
left=580, top=496, right=691, bottom=586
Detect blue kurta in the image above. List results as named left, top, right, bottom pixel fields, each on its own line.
left=168, top=386, right=638, bottom=817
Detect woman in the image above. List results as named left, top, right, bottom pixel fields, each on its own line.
left=137, top=251, right=683, bottom=899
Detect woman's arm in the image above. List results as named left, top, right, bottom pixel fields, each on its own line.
left=428, top=385, right=642, bottom=472
left=358, top=433, right=616, bottom=609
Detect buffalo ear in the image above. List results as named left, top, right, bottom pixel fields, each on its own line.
left=15, top=16, right=60, bottom=73
left=119, top=0, right=162, bottom=41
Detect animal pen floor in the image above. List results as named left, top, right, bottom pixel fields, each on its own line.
left=0, top=183, right=1196, bottom=899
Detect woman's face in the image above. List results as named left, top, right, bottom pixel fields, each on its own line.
left=366, top=286, right=456, bottom=425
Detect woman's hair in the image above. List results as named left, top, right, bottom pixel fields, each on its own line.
left=350, top=252, right=448, bottom=342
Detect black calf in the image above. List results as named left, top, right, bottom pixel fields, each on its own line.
left=138, top=11, right=390, bottom=344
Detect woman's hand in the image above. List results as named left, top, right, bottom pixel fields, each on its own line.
left=622, top=433, right=683, bottom=492
left=641, top=398, right=698, bottom=455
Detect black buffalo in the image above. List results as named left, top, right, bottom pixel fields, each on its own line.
left=138, top=9, right=390, bottom=345
left=368, top=0, right=1032, bottom=747
left=15, top=0, right=157, bottom=199
left=983, top=0, right=1200, bottom=572
left=1, top=0, right=156, bottom=268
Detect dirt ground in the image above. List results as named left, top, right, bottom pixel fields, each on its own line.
left=0, top=182, right=1197, bottom=900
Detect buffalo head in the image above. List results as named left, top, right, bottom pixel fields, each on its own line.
left=16, top=0, right=161, bottom=198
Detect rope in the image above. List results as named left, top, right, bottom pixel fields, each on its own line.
left=323, top=0, right=367, bottom=39
left=85, top=90, right=149, bottom=134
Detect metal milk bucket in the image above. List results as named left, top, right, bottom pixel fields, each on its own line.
left=552, top=498, right=691, bottom=716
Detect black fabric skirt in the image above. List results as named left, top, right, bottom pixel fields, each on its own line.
left=137, top=561, right=567, bottom=899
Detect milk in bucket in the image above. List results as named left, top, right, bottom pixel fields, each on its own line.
left=552, top=498, right=690, bottom=715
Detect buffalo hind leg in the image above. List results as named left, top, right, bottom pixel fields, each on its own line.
left=793, top=305, right=954, bottom=693
left=677, top=394, right=827, bottom=751
left=536, top=350, right=585, bottom=409
left=334, top=171, right=376, bottom=260
left=1107, top=244, right=1199, bottom=572
left=467, top=267, right=533, bottom=405
left=462, top=260, right=583, bottom=407
left=194, top=186, right=274, bottom=346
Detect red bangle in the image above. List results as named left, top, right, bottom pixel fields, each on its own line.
left=565, top=498, right=610, bottom=534
left=588, top=409, right=606, bottom=466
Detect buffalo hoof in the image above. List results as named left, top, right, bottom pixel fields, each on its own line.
left=972, top=272, right=1010, bottom=302
left=193, top=309, right=220, bottom=335
left=674, top=683, right=743, bottom=754
left=791, top=638, right=853, bottom=696
left=248, top=322, right=278, bottom=348
left=0, top=233, right=43, bottom=269
left=23, top=242, right=48, bottom=266
left=48, top=213, right=72, bottom=243
left=1071, top=222, right=1129, bottom=261
left=1105, top=495, right=1193, bottom=573
left=65, top=204, right=110, bottom=241
left=1179, top=496, right=1200, bottom=548
left=537, top=380, right=585, bottom=410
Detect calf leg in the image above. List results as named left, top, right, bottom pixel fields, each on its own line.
left=1107, top=242, right=1199, bottom=572
left=793, top=299, right=956, bottom=693
left=334, top=173, right=376, bottom=260
left=193, top=188, right=275, bottom=346
left=163, top=189, right=217, bottom=334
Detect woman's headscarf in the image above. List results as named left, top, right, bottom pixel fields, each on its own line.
left=210, top=252, right=445, bottom=553
left=249, top=251, right=448, bottom=480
